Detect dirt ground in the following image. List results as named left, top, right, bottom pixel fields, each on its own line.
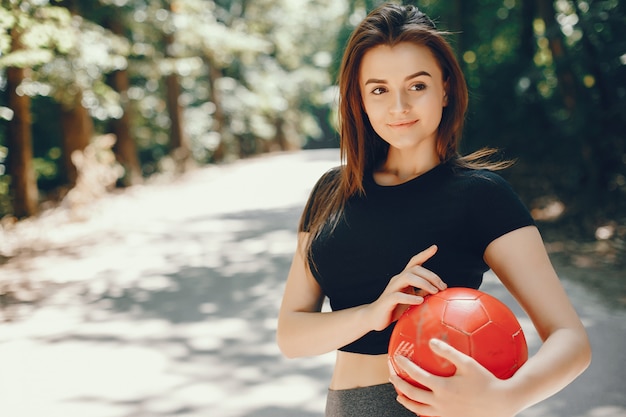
left=0, top=149, right=624, bottom=417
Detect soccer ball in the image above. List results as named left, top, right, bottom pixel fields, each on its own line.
left=389, top=287, right=528, bottom=389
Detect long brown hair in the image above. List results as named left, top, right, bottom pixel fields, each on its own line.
left=300, top=3, right=508, bottom=259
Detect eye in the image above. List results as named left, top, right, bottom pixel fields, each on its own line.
left=371, top=86, right=387, bottom=95
left=411, top=83, right=426, bottom=91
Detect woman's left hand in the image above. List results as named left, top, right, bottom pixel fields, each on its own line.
left=389, top=338, right=517, bottom=417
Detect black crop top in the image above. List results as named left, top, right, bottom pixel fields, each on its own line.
left=303, top=161, right=535, bottom=355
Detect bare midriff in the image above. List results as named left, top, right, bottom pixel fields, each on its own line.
left=329, top=351, right=391, bottom=390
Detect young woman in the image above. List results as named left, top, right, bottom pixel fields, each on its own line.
left=277, top=3, right=591, bottom=417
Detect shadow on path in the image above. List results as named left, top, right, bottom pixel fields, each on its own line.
left=0, top=149, right=624, bottom=417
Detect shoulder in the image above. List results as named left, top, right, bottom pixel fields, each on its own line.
left=308, top=166, right=342, bottom=197
left=316, top=165, right=342, bottom=184
left=301, top=166, right=343, bottom=232
left=450, top=166, right=535, bottom=249
left=449, top=166, right=514, bottom=194
left=446, top=165, right=529, bottom=214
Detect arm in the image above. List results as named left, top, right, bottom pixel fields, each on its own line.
left=390, top=226, right=591, bottom=417
left=276, top=234, right=446, bottom=358
left=276, top=233, right=371, bottom=357
left=484, top=225, right=591, bottom=412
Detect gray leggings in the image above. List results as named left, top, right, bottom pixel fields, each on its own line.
left=325, top=383, right=417, bottom=417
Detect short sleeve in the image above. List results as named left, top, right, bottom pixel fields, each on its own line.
left=466, top=171, right=535, bottom=253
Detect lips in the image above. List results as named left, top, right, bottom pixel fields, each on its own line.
left=388, top=119, right=418, bottom=128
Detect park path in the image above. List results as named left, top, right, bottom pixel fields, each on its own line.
left=0, top=149, right=624, bottom=417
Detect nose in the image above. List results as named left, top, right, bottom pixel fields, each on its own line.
left=390, top=90, right=410, bottom=114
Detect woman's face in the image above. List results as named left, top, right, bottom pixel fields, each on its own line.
left=359, top=42, right=448, bottom=153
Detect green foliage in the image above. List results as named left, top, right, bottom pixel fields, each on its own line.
left=0, top=0, right=624, bottom=241
left=0, top=4, right=79, bottom=68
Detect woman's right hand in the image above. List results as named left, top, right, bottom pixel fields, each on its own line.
left=365, top=244, right=447, bottom=331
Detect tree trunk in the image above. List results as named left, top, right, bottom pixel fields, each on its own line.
left=536, top=0, right=578, bottom=113
left=109, top=69, right=142, bottom=186
left=573, top=2, right=612, bottom=111
left=164, top=71, right=189, bottom=168
left=273, top=116, right=290, bottom=151
left=55, top=0, right=92, bottom=187
left=6, top=65, right=38, bottom=218
left=520, top=0, right=537, bottom=62
left=571, top=1, right=615, bottom=193
left=206, top=56, right=226, bottom=162
left=105, top=14, right=142, bottom=186
left=165, top=72, right=185, bottom=151
left=536, top=0, right=600, bottom=212
left=164, top=6, right=189, bottom=171
left=60, top=92, right=93, bottom=186
left=6, top=26, right=38, bottom=218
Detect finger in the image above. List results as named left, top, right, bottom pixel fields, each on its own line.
left=401, top=284, right=432, bottom=299
left=395, top=393, right=436, bottom=416
left=394, top=354, right=436, bottom=391
left=405, top=244, right=438, bottom=268
left=389, top=373, right=432, bottom=403
left=389, top=375, right=433, bottom=404
left=389, top=360, right=435, bottom=413
left=389, top=273, right=435, bottom=298
left=404, top=268, right=446, bottom=293
left=407, top=274, right=443, bottom=294
left=392, top=292, right=425, bottom=309
left=428, top=338, right=475, bottom=372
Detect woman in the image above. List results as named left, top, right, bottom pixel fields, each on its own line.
left=276, top=3, right=591, bottom=417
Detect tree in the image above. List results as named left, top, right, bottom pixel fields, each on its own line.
left=528, top=0, right=625, bottom=224
left=96, top=4, right=143, bottom=186
left=1, top=0, right=619, bottom=239
left=5, top=26, right=38, bottom=218
left=53, top=1, right=98, bottom=185
left=107, top=57, right=143, bottom=185
left=0, top=3, right=77, bottom=217
left=224, top=0, right=346, bottom=153
left=163, top=25, right=189, bottom=170
left=169, top=0, right=274, bottom=160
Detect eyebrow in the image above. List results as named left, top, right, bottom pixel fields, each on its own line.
left=364, top=70, right=432, bottom=85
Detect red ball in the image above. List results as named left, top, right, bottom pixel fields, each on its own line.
left=389, top=287, right=528, bottom=389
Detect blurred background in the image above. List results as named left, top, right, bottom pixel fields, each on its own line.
left=0, top=1, right=625, bottom=416
left=1, top=0, right=625, bottom=252
left=2, top=0, right=626, bottom=269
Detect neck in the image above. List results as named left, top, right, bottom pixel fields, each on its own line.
left=378, top=146, right=440, bottom=184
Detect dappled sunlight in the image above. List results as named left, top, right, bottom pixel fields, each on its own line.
left=0, top=150, right=339, bottom=417
left=1, top=150, right=624, bottom=416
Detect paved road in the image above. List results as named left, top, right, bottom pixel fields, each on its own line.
left=0, top=149, right=624, bottom=417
